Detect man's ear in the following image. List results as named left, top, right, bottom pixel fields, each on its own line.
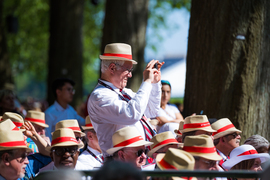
left=56, top=88, right=61, bottom=97
left=118, top=150, right=125, bottom=161
left=109, top=63, right=116, bottom=74
left=2, top=153, right=10, bottom=165
left=221, top=137, right=225, bottom=143
left=87, top=131, right=93, bottom=140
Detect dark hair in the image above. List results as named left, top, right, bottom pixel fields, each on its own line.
left=182, top=131, right=197, bottom=143
left=0, top=149, right=16, bottom=162
left=231, top=158, right=255, bottom=170
left=52, top=78, right=75, bottom=98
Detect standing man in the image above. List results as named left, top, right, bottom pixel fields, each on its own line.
left=45, top=78, right=85, bottom=140
left=88, top=43, right=163, bottom=158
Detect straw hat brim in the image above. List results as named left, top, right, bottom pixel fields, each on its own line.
left=188, top=152, right=222, bottom=161
left=222, top=153, right=270, bottom=170
left=180, top=126, right=216, bottom=133
left=147, top=142, right=183, bottom=157
left=213, top=129, right=242, bottom=139
left=174, top=129, right=182, bottom=136
left=0, top=145, right=32, bottom=153
left=107, top=140, right=153, bottom=155
left=28, top=121, right=49, bottom=128
left=45, top=141, right=84, bottom=152
left=81, top=126, right=94, bottom=130
left=99, top=55, right=137, bottom=64
left=172, top=177, right=197, bottom=180
left=51, top=130, right=85, bottom=137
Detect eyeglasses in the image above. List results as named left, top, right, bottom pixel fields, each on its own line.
left=123, top=148, right=149, bottom=157
left=62, top=87, right=75, bottom=94
left=226, top=132, right=240, bottom=139
left=16, top=152, right=29, bottom=163
left=76, top=137, right=83, bottom=142
left=125, top=68, right=133, bottom=73
left=52, top=147, right=78, bottom=157
left=201, top=159, right=217, bottom=168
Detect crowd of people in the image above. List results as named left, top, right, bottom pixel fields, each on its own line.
left=0, top=43, right=269, bottom=180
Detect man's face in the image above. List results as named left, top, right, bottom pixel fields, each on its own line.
left=112, top=61, right=133, bottom=89
left=250, top=158, right=262, bottom=172
left=57, top=82, right=74, bottom=103
left=194, top=156, right=218, bottom=171
left=195, top=130, right=214, bottom=140
left=51, top=145, right=79, bottom=169
left=0, top=93, right=15, bottom=111
left=32, top=123, right=46, bottom=136
left=7, top=149, right=29, bottom=179
left=152, top=144, right=178, bottom=159
left=223, top=132, right=241, bottom=151
left=161, top=84, right=171, bottom=104
left=121, top=146, right=147, bottom=168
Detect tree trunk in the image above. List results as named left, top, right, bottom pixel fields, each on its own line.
left=47, top=0, right=84, bottom=107
left=101, top=0, right=149, bottom=91
left=0, top=0, right=13, bottom=88
left=184, top=0, right=270, bottom=141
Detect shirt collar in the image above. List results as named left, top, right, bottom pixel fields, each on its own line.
left=99, top=79, right=122, bottom=93
left=217, top=149, right=227, bottom=160
left=87, top=146, right=101, bottom=156
left=54, top=101, right=70, bottom=111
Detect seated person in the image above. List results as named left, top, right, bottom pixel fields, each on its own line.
left=39, top=128, right=83, bottom=172
left=76, top=116, right=103, bottom=170
left=107, top=126, right=153, bottom=169
left=244, top=134, right=269, bottom=153
left=180, top=115, right=216, bottom=142
left=0, top=129, right=32, bottom=180
left=155, top=148, right=196, bottom=180
left=156, top=80, right=184, bottom=136
left=222, top=144, right=270, bottom=173
left=24, top=110, right=50, bottom=153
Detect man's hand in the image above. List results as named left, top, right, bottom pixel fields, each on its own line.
left=143, top=60, right=164, bottom=83
left=21, top=121, right=37, bottom=139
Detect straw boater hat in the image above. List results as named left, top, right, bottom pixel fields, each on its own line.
left=25, top=110, right=49, bottom=128
left=211, top=118, right=241, bottom=139
left=107, top=126, right=153, bottom=155
left=174, top=121, right=184, bottom=136
left=0, top=119, right=23, bottom=131
left=147, top=131, right=182, bottom=157
left=180, top=115, right=216, bottom=133
left=183, top=135, right=222, bottom=161
left=0, top=129, right=32, bottom=152
left=81, top=115, right=94, bottom=130
left=222, top=144, right=270, bottom=170
left=99, top=43, right=137, bottom=64
left=1, top=112, right=24, bottom=128
left=53, top=119, right=85, bottom=136
left=156, top=148, right=197, bottom=180
left=46, top=128, right=84, bottom=152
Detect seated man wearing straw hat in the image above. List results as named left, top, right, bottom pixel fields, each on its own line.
left=107, top=126, right=153, bottom=169
left=183, top=135, right=222, bottom=180
left=211, top=118, right=241, bottom=169
left=88, top=43, right=164, bottom=158
left=76, top=116, right=103, bottom=170
left=0, top=129, right=32, bottom=180
left=180, top=115, right=216, bottom=143
left=39, top=128, right=83, bottom=172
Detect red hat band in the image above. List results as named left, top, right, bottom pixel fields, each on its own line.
left=114, top=136, right=143, bottom=148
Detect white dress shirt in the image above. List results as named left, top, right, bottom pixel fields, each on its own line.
left=76, top=146, right=103, bottom=170
left=87, top=79, right=161, bottom=157
left=45, top=101, right=85, bottom=140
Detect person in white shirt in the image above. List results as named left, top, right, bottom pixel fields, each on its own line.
left=76, top=116, right=103, bottom=170
left=87, top=43, right=163, bottom=158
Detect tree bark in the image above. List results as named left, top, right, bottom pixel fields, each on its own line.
left=47, top=0, right=84, bottom=106
left=0, top=0, right=13, bottom=88
left=184, top=0, right=270, bottom=141
left=101, top=0, right=149, bottom=91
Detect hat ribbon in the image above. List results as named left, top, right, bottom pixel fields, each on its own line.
left=183, top=122, right=210, bottom=129
left=25, top=117, right=46, bottom=124
left=67, top=127, right=81, bottom=131
left=237, top=149, right=258, bottom=157
left=153, top=138, right=178, bottom=149
left=103, top=53, right=132, bottom=60
left=85, top=123, right=93, bottom=127
left=0, top=140, right=26, bottom=147
left=13, top=122, right=23, bottom=127
left=114, top=136, right=143, bottom=147
left=51, top=137, right=78, bottom=146
left=212, top=124, right=235, bottom=136
left=12, top=126, right=20, bottom=131
left=183, top=146, right=216, bottom=153
left=176, top=130, right=182, bottom=135
left=159, top=158, right=177, bottom=170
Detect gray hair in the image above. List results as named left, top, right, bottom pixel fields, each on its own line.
left=244, top=134, right=269, bottom=149
left=101, top=60, right=125, bottom=73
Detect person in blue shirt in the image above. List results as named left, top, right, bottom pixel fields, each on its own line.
left=45, top=78, right=85, bottom=140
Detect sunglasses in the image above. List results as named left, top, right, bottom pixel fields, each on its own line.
left=76, top=137, right=83, bottom=142
left=52, top=147, right=78, bottom=157
left=16, top=152, right=29, bottom=163
left=135, top=149, right=149, bottom=157
left=225, top=132, right=240, bottom=139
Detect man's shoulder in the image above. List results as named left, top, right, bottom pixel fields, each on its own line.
left=44, top=104, right=57, bottom=114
